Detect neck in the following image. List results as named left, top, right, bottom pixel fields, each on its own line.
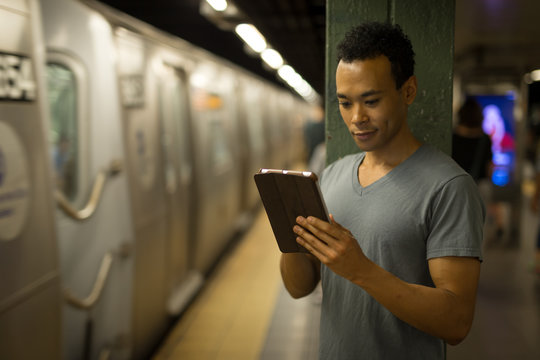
left=363, top=132, right=422, bottom=169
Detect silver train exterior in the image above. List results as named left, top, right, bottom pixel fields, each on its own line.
left=0, top=0, right=311, bottom=359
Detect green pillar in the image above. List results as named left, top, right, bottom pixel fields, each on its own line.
left=325, top=0, right=455, bottom=164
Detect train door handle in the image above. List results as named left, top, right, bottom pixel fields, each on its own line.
left=63, top=251, right=113, bottom=310
left=55, top=159, right=123, bottom=220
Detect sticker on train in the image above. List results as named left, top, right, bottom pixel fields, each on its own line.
left=120, top=74, right=144, bottom=107
left=0, top=52, right=37, bottom=101
left=0, top=121, right=30, bottom=241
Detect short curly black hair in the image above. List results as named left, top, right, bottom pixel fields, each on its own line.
left=337, top=22, right=415, bottom=89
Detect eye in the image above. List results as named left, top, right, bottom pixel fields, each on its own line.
left=338, top=100, right=351, bottom=108
left=365, top=99, right=379, bottom=106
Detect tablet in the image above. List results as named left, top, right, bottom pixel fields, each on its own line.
left=254, top=168, right=329, bottom=253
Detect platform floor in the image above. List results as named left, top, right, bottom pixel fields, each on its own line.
left=152, top=182, right=540, bottom=360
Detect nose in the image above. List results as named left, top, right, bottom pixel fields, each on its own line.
left=351, top=105, right=368, bottom=125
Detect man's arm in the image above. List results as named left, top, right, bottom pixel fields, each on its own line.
left=280, top=252, right=321, bottom=298
left=359, top=256, right=480, bottom=345
left=294, top=215, right=480, bottom=345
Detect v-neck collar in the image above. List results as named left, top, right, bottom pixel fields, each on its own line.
left=351, top=144, right=426, bottom=196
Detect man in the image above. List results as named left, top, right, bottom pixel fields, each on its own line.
left=280, top=22, right=484, bottom=359
left=452, top=97, right=493, bottom=183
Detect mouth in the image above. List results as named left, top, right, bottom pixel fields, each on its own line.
left=352, top=129, right=377, bottom=141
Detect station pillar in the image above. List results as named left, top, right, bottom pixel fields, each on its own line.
left=325, top=0, right=455, bottom=164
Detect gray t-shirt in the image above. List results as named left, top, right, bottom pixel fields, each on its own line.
left=318, top=144, right=484, bottom=360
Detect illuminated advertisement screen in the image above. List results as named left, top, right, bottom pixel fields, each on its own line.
left=474, top=94, right=516, bottom=186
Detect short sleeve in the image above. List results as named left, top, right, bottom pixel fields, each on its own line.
left=426, top=174, right=485, bottom=261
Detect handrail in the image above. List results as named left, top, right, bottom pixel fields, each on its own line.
left=63, top=251, right=114, bottom=310
left=55, top=159, right=122, bottom=221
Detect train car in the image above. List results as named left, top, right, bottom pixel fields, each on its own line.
left=0, top=1, right=62, bottom=359
left=1, top=0, right=311, bottom=359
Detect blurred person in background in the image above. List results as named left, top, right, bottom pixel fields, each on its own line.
left=452, top=97, right=506, bottom=242
left=452, top=97, right=492, bottom=184
left=529, top=153, right=540, bottom=274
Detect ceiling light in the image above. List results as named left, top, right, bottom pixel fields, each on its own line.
left=278, top=65, right=302, bottom=88
left=235, top=24, right=266, bottom=53
left=261, top=48, right=283, bottom=69
left=293, top=79, right=314, bottom=97
left=531, top=69, right=540, bottom=82
left=205, top=0, right=228, bottom=12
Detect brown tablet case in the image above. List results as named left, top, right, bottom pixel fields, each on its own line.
left=254, top=169, right=329, bottom=253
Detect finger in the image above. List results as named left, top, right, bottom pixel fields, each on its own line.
left=303, top=215, right=351, bottom=241
left=329, top=213, right=335, bottom=224
left=328, top=214, right=342, bottom=229
left=293, top=225, right=330, bottom=261
left=295, top=235, right=326, bottom=259
left=327, top=214, right=355, bottom=238
left=296, top=217, right=337, bottom=245
left=293, top=223, right=329, bottom=248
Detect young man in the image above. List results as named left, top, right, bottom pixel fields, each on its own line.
left=280, top=22, right=484, bottom=359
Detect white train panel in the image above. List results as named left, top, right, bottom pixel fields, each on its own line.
left=0, top=1, right=61, bottom=359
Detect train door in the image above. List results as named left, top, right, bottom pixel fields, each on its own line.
left=157, top=64, right=202, bottom=314
left=115, top=28, right=173, bottom=359
left=238, top=77, right=267, bottom=213
left=0, top=1, right=61, bottom=359
left=41, top=1, right=135, bottom=359
left=189, top=63, right=243, bottom=273
left=265, top=89, right=287, bottom=168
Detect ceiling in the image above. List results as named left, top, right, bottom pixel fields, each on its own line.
left=455, top=0, right=540, bottom=87
left=98, top=0, right=540, bottom=98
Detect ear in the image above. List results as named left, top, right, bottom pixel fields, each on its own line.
left=402, top=75, right=417, bottom=105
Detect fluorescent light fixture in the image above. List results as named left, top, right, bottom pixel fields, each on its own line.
left=277, top=66, right=318, bottom=101
left=235, top=24, right=267, bottom=53
left=531, top=69, right=540, bottom=82
left=277, top=65, right=295, bottom=80
left=293, top=79, right=314, bottom=97
left=278, top=65, right=302, bottom=88
left=206, top=0, right=228, bottom=12
left=202, top=4, right=319, bottom=102
left=261, top=48, right=283, bottom=69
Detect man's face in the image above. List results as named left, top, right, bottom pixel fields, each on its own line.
left=336, top=55, right=416, bottom=153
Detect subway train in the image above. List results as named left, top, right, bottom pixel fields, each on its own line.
left=0, top=0, right=311, bottom=359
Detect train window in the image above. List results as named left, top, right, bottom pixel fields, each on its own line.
left=192, top=88, right=233, bottom=175
left=209, top=117, right=233, bottom=174
left=46, top=63, right=79, bottom=199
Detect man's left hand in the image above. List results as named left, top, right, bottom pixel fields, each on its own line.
left=294, top=214, right=368, bottom=283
